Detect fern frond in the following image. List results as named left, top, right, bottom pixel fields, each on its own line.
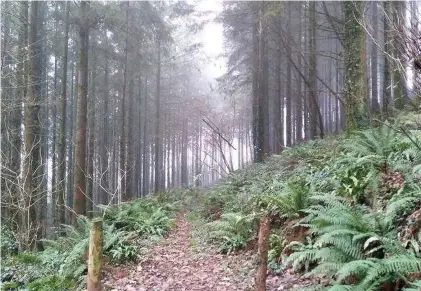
left=283, top=249, right=318, bottom=271
left=360, top=255, right=421, bottom=289
left=335, top=259, right=376, bottom=282
left=326, top=284, right=356, bottom=291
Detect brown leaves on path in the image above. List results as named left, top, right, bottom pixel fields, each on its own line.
left=102, top=212, right=319, bottom=291
left=103, top=212, right=255, bottom=291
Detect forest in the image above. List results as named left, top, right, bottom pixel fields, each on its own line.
left=1, top=1, right=421, bottom=290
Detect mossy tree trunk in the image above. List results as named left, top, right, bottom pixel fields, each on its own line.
left=343, top=1, right=369, bottom=134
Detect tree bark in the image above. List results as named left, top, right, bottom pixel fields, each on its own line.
left=23, top=1, right=41, bottom=250
left=67, top=61, right=76, bottom=223
left=126, top=79, right=134, bottom=197
left=57, top=1, right=70, bottom=226
left=8, top=1, right=27, bottom=232
left=181, top=118, right=188, bottom=187
left=343, top=1, right=369, bottom=133
left=100, top=33, right=110, bottom=204
left=87, top=32, right=97, bottom=217
left=142, top=78, right=150, bottom=196
left=308, top=1, right=318, bottom=139
left=286, top=4, right=292, bottom=146
left=371, top=2, right=380, bottom=113
left=120, top=1, right=130, bottom=202
left=155, top=35, right=163, bottom=193
left=73, top=1, right=90, bottom=220
left=252, top=2, right=261, bottom=162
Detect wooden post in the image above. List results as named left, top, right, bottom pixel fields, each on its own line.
left=255, top=214, right=271, bottom=291
left=87, top=218, right=103, bottom=291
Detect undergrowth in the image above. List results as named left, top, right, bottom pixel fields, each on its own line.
left=188, top=113, right=421, bottom=290
left=0, top=193, right=181, bottom=290
left=3, top=113, right=420, bottom=291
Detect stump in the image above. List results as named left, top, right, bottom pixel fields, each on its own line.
left=87, top=218, right=103, bottom=291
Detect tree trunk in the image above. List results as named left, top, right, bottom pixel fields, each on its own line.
left=23, top=1, right=41, bottom=250
left=67, top=61, right=76, bottom=223
left=120, top=2, right=130, bottom=202
left=295, top=3, right=303, bottom=142
left=371, top=2, right=380, bottom=113
left=286, top=4, right=292, bottom=146
left=142, top=78, right=150, bottom=196
left=181, top=118, right=188, bottom=187
left=57, top=1, right=70, bottom=226
left=308, top=1, right=318, bottom=139
left=252, top=2, right=261, bottom=162
left=87, top=32, right=97, bottom=217
left=126, top=79, right=134, bottom=197
left=9, top=1, right=27, bottom=232
left=1, top=1, right=12, bottom=223
left=391, top=1, right=407, bottom=110
left=155, top=35, right=163, bottom=193
left=73, top=1, right=89, bottom=220
left=258, top=2, right=270, bottom=157
left=50, top=2, right=59, bottom=232
left=343, top=1, right=369, bottom=133
left=100, top=35, right=110, bottom=205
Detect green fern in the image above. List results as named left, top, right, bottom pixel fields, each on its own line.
left=404, top=280, right=421, bottom=291
left=207, top=212, right=256, bottom=253
left=259, top=178, right=311, bottom=219
left=103, top=199, right=176, bottom=236
left=42, top=216, right=138, bottom=278
left=284, top=192, right=421, bottom=288
left=341, top=126, right=401, bottom=161
left=359, top=255, right=421, bottom=289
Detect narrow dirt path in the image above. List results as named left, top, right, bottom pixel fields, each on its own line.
left=103, top=212, right=318, bottom=291
left=103, top=213, right=256, bottom=291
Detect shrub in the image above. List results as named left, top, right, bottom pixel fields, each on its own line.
left=1, top=227, right=18, bottom=257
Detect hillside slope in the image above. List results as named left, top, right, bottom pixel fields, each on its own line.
left=2, top=113, right=421, bottom=291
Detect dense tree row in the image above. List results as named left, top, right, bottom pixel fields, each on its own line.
left=219, top=1, right=420, bottom=162
left=1, top=1, right=239, bottom=250
left=1, top=1, right=420, bottom=250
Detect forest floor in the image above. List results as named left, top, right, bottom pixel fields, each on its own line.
left=102, top=212, right=317, bottom=291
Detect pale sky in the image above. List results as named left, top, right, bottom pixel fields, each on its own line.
left=196, top=0, right=226, bottom=79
